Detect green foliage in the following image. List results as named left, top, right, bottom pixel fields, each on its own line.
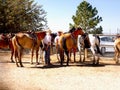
left=0, top=0, right=47, bottom=33
left=89, top=26, right=103, bottom=34
left=70, top=1, right=103, bottom=34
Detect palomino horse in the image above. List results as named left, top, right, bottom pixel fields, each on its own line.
left=78, top=34, right=102, bottom=64
left=12, top=31, right=46, bottom=67
left=0, top=33, right=14, bottom=62
left=58, top=27, right=84, bottom=66
left=114, top=36, right=120, bottom=63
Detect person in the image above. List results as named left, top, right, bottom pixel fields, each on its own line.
left=54, top=31, right=62, bottom=47
left=43, top=29, right=52, bottom=66
left=54, top=31, right=62, bottom=61
left=54, top=31, right=62, bottom=51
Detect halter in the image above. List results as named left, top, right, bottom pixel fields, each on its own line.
left=71, top=34, right=77, bottom=45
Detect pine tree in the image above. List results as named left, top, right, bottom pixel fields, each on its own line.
left=0, top=0, right=47, bottom=33
left=70, top=1, right=103, bottom=34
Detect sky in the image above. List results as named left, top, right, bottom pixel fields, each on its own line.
left=35, top=0, right=120, bottom=34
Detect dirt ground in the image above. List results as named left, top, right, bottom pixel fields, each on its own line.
left=0, top=50, right=120, bottom=90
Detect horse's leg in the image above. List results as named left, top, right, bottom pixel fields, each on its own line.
left=31, top=48, right=34, bottom=64
left=55, top=46, right=60, bottom=62
left=116, top=52, right=119, bottom=64
left=19, top=48, right=23, bottom=67
left=78, top=46, right=82, bottom=62
left=90, top=47, right=96, bottom=65
left=74, top=51, right=76, bottom=62
left=79, top=50, right=82, bottom=62
left=65, top=50, right=69, bottom=66
left=11, top=50, right=14, bottom=63
left=14, top=50, right=19, bottom=67
left=57, top=52, right=60, bottom=62
left=93, top=55, right=95, bottom=65
left=39, top=48, right=44, bottom=63
left=36, top=48, right=39, bottom=65
left=83, top=48, right=86, bottom=62
left=60, top=49, right=64, bottom=65
left=69, top=51, right=72, bottom=62
left=12, top=38, right=19, bottom=66
left=96, top=54, right=100, bottom=65
left=73, top=48, right=76, bottom=62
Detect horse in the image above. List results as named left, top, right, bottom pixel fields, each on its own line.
left=0, top=34, right=9, bottom=49
left=68, top=29, right=79, bottom=62
left=114, top=36, right=120, bottom=64
left=78, top=33, right=102, bottom=65
left=0, top=33, right=15, bottom=62
left=12, top=31, right=46, bottom=67
left=58, top=27, right=84, bottom=66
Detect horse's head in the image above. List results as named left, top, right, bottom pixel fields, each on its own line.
left=69, top=27, right=76, bottom=33
left=0, top=33, right=11, bottom=42
left=71, top=27, right=84, bottom=38
left=75, top=27, right=84, bottom=35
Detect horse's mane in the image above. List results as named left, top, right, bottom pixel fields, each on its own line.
left=68, top=27, right=82, bottom=33
left=68, top=27, right=76, bottom=33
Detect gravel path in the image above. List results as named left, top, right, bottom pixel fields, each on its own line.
left=0, top=51, right=120, bottom=90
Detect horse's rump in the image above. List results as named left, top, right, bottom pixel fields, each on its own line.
left=59, top=33, right=76, bottom=51
left=79, top=33, right=91, bottom=49
left=114, top=38, right=120, bottom=52
left=15, top=33, right=35, bottom=49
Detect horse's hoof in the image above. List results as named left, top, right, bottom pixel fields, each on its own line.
left=16, top=65, right=19, bottom=67
left=116, top=61, right=119, bottom=64
left=36, top=63, right=39, bottom=65
left=92, top=62, right=95, bottom=65
left=11, top=60, right=15, bottom=63
left=30, top=62, right=33, bottom=64
left=96, top=62, right=99, bottom=65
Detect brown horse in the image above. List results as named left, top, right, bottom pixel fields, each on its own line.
left=114, top=37, right=120, bottom=63
left=58, top=27, right=84, bottom=66
left=0, top=34, right=9, bottom=49
left=12, top=31, right=46, bottom=67
left=0, top=33, right=14, bottom=62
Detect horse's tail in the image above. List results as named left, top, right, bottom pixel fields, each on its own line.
left=96, top=44, right=102, bottom=55
left=14, top=35, right=22, bottom=49
left=94, top=35, right=102, bottom=55
left=62, top=37, right=67, bottom=50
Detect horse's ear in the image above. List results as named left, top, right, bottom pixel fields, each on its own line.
left=77, top=27, right=82, bottom=30
left=69, top=27, right=76, bottom=33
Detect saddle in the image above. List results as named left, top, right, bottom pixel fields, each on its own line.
left=27, top=32, right=37, bottom=45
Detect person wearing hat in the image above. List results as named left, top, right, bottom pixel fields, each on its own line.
left=54, top=31, right=62, bottom=50
left=54, top=31, right=62, bottom=61
left=43, top=29, right=52, bottom=66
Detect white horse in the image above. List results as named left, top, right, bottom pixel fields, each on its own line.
left=77, top=34, right=102, bottom=65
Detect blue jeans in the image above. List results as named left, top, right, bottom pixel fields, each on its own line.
left=44, top=45, right=50, bottom=64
